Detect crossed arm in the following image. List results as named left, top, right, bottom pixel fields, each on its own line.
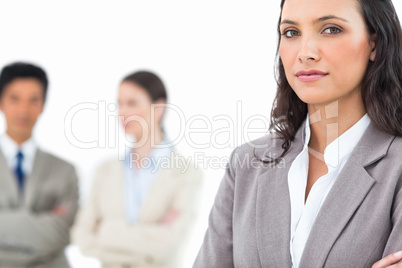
left=72, top=166, right=203, bottom=266
left=0, top=166, right=79, bottom=266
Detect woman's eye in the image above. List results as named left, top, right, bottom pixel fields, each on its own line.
left=283, top=30, right=300, bottom=38
left=323, top=27, right=341, bottom=34
left=128, top=101, right=137, bottom=106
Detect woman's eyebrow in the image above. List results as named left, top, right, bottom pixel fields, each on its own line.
left=316, top=15, right=349, bottom=23
left=280, top=15, right=349, bottom=26
left=280, top=19, right=298, bottom=26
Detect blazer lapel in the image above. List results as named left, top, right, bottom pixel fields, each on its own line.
left=299, top=158, right=375, bottom=268
left=299, top=124, right=395, bottom=268
left=138, top=155, right=181, bottom=223
left=0, top=150, right=19, bottom=208
left=256, top=127, right=305, bottom=267
left=108, top=160, right=126, bottom=217
left=24, top=149, right=48, bottom=208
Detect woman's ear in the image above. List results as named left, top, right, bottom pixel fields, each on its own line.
left=153, top=99, right=166, bottom=125
left=369, top=33, right=378, bottom=61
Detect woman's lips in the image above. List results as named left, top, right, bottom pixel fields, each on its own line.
left=296, top=70, right=329, bottom=82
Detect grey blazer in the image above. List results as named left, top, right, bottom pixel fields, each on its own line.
left=0, top=149, right=79, bottom=268
left=194, top=123, right=402, bottom=268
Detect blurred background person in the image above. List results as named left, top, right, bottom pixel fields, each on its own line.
left=72, top=71, right=203, bottom=268
left=0, top=62, right=79, bottom=267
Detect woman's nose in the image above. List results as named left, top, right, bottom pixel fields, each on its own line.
left=297, top=36, right=320, bottom=63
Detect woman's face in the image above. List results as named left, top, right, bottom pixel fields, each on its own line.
left=118, top=81, right=153, bottom=140
left=279, top=0, right=376, bottom=108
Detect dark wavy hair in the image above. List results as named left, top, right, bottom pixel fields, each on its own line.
left=260, top=0, right=402, bottom=163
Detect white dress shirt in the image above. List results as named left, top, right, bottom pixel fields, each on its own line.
left=123, top=139, right=173, bottom=223
left=288, top=114, right=371, bottom=268
left=0, top=133, right=37, bottom=176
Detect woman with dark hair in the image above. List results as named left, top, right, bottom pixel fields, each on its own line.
left=72, top=71, right=203, bottom=268
left=193, top=0, right=402, bottom=267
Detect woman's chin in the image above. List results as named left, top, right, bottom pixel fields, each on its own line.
left=122, top=127, right=137, bottom=137
left=295, top=94, right=335, bottom=107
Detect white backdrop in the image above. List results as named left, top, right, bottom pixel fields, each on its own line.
left=0, top=1, right=400, bottom=267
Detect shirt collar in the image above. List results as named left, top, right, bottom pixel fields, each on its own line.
left=0, top=133, right=37, bottom=161
left=124, top=138, right=173, bottom=170
left=303, top=114, right=371, bottom=169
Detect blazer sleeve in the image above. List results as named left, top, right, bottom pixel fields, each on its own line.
left=379, top=169, right=402, bottom=261
left=95, top=166, right=203, bottom=265
left=71, top=162, right=147, bottom=264
left=193, top=148, right=238, bottom=268
left=71, top=163, right=106, bottom=257
left=0, top=165, right=79, bottom=266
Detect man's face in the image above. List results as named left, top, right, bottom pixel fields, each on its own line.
left=0, top=78, right=45, bottom=142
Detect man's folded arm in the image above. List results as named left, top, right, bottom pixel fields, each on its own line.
left=0, top=166, right=79, bottom=265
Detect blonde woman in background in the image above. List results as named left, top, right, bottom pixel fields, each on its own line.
left=73, top=71, right=203, bottom=268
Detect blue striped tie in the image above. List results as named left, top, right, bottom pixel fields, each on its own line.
left=14, top=151, right=24, bottom=193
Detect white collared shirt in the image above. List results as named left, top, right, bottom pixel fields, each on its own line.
left=288, top=114, right=371, bottom=268
left=0, top=133, right=37, bottom=176
left=123, top=139, right=173, bottom=224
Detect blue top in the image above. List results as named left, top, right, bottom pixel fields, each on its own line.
left=123, top=140, right=172, bottom=223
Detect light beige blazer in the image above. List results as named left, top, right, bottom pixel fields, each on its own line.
left=0, top=149, right=79, bottom=268
left=72, top=152, right=203, bottom=268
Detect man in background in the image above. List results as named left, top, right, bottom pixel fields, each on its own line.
left=0, top=62, right=79, bottom=267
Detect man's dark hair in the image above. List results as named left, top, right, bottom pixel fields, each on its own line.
left=0, top=62, right=48, bottom=100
